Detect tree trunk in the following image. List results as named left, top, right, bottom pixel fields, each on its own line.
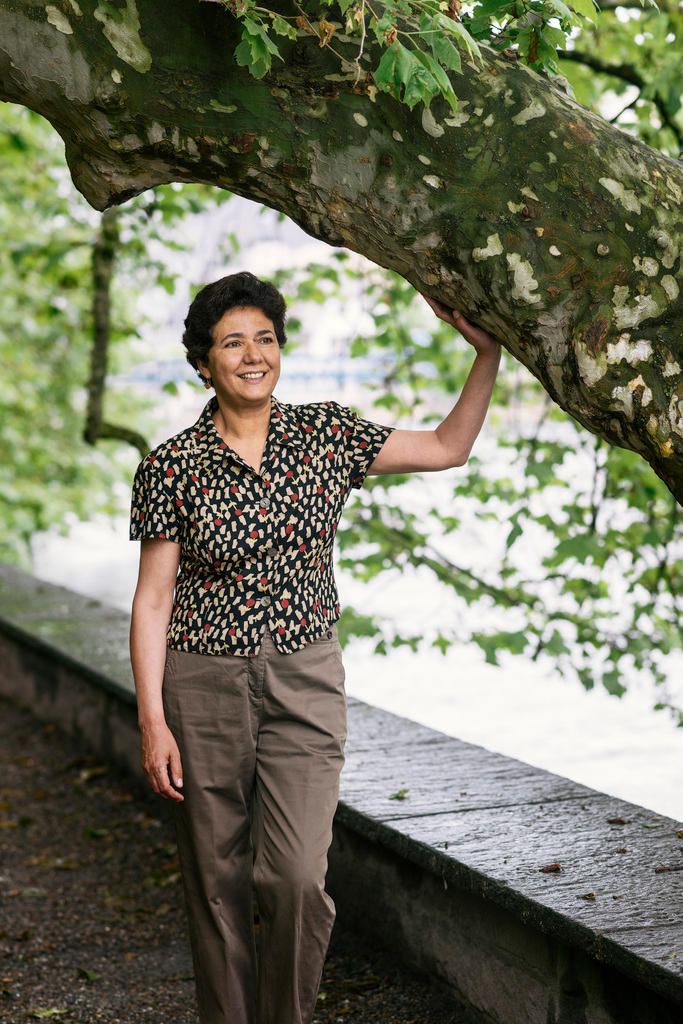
left=84, top=206, right=118, bottom=445
left=1, top=1, right=681, bottom=498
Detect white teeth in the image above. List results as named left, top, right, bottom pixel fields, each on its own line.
left=240, top=372, right=265, bottom=379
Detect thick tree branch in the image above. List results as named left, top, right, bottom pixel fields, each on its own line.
left=0, top=1, right=681, bottom=498
left=558, top=49, right=683, bottom=149
left=97, top=421, right=151, bottom=458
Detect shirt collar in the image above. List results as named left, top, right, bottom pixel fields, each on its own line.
left=188, top=395, right=303, bottom=467
left=268, top=395, right=303, bottom=450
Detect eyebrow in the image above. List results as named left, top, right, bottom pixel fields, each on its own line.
left=217, top=328, right=275, bottom=344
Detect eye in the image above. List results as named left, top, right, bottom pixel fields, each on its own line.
left=259, top=335, right=275, bottom=344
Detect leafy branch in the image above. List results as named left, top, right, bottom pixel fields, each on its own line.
left=213, top=0, right=600, bottom=111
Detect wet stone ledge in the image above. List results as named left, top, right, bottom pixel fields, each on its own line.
left=0, top=562, right=681, bottom=1024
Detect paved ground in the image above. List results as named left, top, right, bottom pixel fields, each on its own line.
left=0, top=697, right=472, bottom=1023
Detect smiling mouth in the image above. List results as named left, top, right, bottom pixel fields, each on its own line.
left=239, top=371, right=266, bottom=380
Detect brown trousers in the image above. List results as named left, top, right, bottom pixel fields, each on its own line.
left=162, top=626, right=347, bottom=1024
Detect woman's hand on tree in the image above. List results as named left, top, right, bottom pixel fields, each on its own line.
left=422, top=295, right=502, bottom=360
left=140, top=720, right=184, bottom=802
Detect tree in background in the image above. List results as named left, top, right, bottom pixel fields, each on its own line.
left=559, top=0, right=681, bottom=156
left=0, top=103, right=232, bottom=563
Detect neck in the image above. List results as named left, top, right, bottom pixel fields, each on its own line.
left=212, top=393, right=272, bottom=443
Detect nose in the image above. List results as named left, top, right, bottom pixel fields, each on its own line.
left=242, top=340, right=262, bottom=363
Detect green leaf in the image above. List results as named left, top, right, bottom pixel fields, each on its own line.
left=374, top=8, right=397, bottom=41
left=375, top=40, right=407, bottom=91
left=546, top=534, right=603, bottom=566
left=436, top=15, right=483, bottom=64
left=543, top=0, right=578, bottom=24
left=505, top=519, right=523, bottom=550
left=568, top=0, right=598, bottom=20
left=76, top=966, right=102, bottom=982
left=270, top=15, right=297, bottom=40
left=234, top=18, right=283, bottom=79
left=85, top=827, right=110, bottom=839
left=601, top=669, right=627, bottom=698
left=375, top=42, right=437, bottom=110
left=543, top=630, right=571, bottom=658
left=235, top=36, right=271, bottom=78
left=336, top=607, right=381, bottom=645
left=433, top=633, right=451, bottom=654
left=430, top=31, right=462, bottom=76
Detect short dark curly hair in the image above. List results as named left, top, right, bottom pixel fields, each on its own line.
left=182, top=271, right=287, bottom=377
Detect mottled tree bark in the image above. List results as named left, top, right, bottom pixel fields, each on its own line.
left=1, top=1, right=681, bottom=497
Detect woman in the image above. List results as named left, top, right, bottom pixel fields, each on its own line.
left=129, top=271, right=500, bottom=1024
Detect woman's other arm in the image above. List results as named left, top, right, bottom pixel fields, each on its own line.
left=367, top=298, right=502, bottom=475
left=130, top=537, right=184, bottom=802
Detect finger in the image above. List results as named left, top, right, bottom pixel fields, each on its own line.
left=169, top=748, right=184, bottom=793
left=143, top=758, right=160, bottom=795
left=424, top=295, right=449, bottom=314
left=150, top=761, right=175, bottom=798
left=423, top=297, right=454, bottom=323
left=154, top=761, right=183, bottom=802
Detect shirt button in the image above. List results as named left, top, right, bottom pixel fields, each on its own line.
left=260, top=497, right=271, bottom=509
left=260, top=595, right=271, bottom=607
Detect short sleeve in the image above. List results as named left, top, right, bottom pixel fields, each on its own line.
left=343, top=408, right=394, bottom=490
left=129, top=455, right=182, bottom=543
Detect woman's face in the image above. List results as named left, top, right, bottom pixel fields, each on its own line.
left=199, top=305, right=281, bottom=408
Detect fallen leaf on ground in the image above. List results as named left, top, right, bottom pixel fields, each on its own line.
left=85, top=827, right=110, bottom=839
left=26, top=855, right=78, bottom=870
left=539, top=863, right=563, bottom=873
left=341, top=975, right=381, bottom=991
left=76, top=967, right=101, bottom=982
left=25, top=1009, right=70, bottom=1020
left=76, top=766, right=109, bottom=783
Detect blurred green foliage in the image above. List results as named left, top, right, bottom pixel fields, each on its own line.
left=0, top=105, right=231, bottom=564
left=558, top=0, right=682, bottom=156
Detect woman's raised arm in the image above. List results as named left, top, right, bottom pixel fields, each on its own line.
left=367, top=297, right=502, bottom=476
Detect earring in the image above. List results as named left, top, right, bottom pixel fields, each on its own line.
left=203, top=376, right=213, bottom=390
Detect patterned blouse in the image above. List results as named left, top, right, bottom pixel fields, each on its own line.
left=130, top=395, right=393, bottom=656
